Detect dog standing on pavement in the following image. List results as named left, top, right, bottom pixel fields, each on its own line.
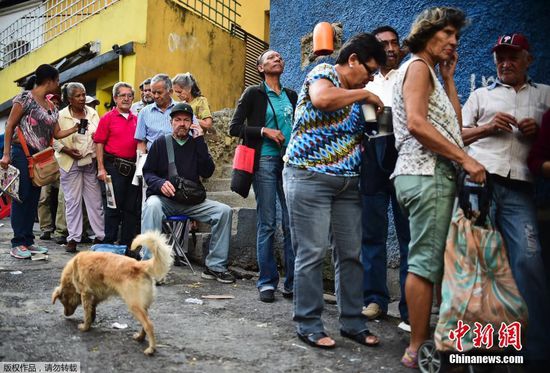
left=51, top=231, right=173, bottom=355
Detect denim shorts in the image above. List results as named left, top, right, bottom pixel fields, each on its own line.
left=394, top=159, right=456, bottom=283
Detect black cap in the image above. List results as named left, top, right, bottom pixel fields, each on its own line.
left=170, top=102, right=194, bottom=118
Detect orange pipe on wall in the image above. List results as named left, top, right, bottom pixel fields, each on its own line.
left=313, top=22, right=334, bottom=56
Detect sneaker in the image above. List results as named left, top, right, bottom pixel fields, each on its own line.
left=39, top=231, right=52, bottom=240
left=10, top=246, right=31, bottom=259
left=27, top=245, right=49, bottom=254
left=201, top=268, right=235, bottom=284
left=398, top=321, right=411, bottom=333
left=259, top=289, right=275, bottom=303
left=66, top=240, right=78, bottom=253
left=362, top=303, right=383, bottom=320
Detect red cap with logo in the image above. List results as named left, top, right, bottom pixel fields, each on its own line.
left=492, top=33, right=530, bottom=52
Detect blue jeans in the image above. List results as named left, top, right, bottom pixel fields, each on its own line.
left=361, top=190, right=410, bottom=321
left=283, top=166, right=368, bottom=335
left=490, top=180, right=550, bottom=360
left=141, top=195, right=232, bottom=272
left=10, top=145, right=41, bottom=247
left=253, top=156, right=294, bottom=292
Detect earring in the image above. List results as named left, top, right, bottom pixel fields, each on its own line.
left=349, top=64, right=353, bottom=68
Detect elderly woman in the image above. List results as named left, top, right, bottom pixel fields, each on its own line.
left=283, top=33, right=385, bottom=349
left=0, top=64, right=78, bottom=259
left=56, top=82, right=105, bottom=253
left=391, top=7, right=485, bottom=368
left=172, top=73, right=213, bottom=131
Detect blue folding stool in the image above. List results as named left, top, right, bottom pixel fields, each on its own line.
left=163, top=215, right=195, bottom=273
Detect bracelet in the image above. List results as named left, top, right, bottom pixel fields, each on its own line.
left=260, top=127, right=265, bottom=137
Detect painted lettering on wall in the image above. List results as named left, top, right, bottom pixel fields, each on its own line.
left=470, top=74, right=497, bottom=94
left=168, top=33, right=197, bottom=53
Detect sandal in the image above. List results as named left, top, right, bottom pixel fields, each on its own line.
left=401, top=347, right=419, bottom=369
left=297, top=331, right=336, bottom=349
left=340, top=329, right=380, bottom=347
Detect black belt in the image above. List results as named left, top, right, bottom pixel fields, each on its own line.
left=491, top=174, right=533, bottom=193
left=104, top=153, right=135, bottom=163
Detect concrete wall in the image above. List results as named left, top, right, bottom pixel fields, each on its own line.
left=239, top=0, right=270, bottom=42
left=136, top=0, right=246, bottom=112
left=270, top=0, right=550, bottom=103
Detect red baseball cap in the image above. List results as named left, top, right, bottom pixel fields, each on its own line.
left=492, top=33, right=530, bottom=52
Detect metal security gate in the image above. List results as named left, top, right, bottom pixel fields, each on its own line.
left=231, top=24, right=269, bottom=88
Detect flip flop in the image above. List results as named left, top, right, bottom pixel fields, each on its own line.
left=297, top=331, right=336, bottom=349
left=401, top=347, right=419, bottom=368
left=340, top=329, right=380, bottom=347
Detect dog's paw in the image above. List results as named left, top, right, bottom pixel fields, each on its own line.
left=143, top=346, right=155, bottom=355
left=78, top=323, right=90, bottom=332
left=133, top=331, right=146, bottom=342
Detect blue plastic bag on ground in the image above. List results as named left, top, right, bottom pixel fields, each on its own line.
left=90, top=244, right=127, bottom=256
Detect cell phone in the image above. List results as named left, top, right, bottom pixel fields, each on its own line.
left=78, top=118, right=88, bottom=135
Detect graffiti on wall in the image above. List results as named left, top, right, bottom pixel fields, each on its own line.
left=168, top=33, right=197, bottom=53
left=470, top=74, right=497, bottom=94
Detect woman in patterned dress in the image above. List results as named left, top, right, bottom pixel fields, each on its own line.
left=391, top=7, right=485, bottom=368
left=0, top=64, right=78, bottom=259
left=283, top=33, right=385, bottom=349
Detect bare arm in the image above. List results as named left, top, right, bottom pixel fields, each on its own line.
left=309, top=79, right=383, bottom=112
left=0, top=103, right=24, bottom=168
left=404, top=61, right=485, bottom=183
left=96, top=143, right=106, bottom=182
left=53, top=121, right=78, bottom=139
left=198, top=117, right=213, bottom=130
left=462, top=112, right=517, bottom=146
left=439, top=52, right=462, bottom=127
left=137, top=141, right=147, bottom=154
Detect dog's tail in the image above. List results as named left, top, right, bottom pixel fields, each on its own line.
left=131, top=231, right=174, bottom=279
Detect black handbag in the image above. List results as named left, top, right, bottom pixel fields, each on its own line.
left=165, top=134, right=206, bottom=205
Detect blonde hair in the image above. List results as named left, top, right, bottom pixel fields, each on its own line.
left=404, top=7, right=467, bottom=54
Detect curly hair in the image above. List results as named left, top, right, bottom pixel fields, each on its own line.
left=403, top=7, right=467, bottom=54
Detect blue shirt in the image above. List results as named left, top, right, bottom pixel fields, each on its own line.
left=135, top=99, right=176, bottom=150
left=261, top=83, right=294, bottom=156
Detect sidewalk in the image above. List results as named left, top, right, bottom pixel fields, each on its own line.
left=0, top=218, right=410, bottom=373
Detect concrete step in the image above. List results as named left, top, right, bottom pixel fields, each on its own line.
left=206, top=190, right=256, bottom=209
left=202, top=177, right=232, bottom=192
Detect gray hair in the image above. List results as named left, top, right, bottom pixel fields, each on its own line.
left=172, top=72, right=202, bottom=97
left=62, top=82, right=85, bottom=103
left=112, top=82, right=134, bottom=97
left=151, top=73, right=172, bottom=90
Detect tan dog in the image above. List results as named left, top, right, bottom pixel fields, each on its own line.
left=52, top=231, right=173, bottom=355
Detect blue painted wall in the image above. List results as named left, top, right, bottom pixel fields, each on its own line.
left=270, top=0, right=550, bottom=103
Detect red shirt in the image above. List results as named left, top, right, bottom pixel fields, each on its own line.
left=94, top=108, right=138, bottom=159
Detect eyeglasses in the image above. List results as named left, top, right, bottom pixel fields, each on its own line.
left=117, top=93, right=134, bottom=99
left=361, top=62, right=378, bottom=78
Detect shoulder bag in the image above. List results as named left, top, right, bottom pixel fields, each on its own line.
left=16, top=127, right=59, bottom=187
left=165, top=134, right=206, bottom=205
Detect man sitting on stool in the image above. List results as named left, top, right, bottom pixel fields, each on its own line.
left=140, top=102, right=235, bottom=284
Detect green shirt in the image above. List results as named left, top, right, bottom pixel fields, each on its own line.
left=260, top=82, right=293, bottom=156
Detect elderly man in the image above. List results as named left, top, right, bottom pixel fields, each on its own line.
left=462, top=33, right=550, bottom=363
left=360, top=26, right=410, bottom=332
left=134, top=74, right=176, bottom=152
left=141, top=102, right=235, bottom=284
left=131, top=78, right=153, bottom=115
left=94, top=82, right=141, bottom=247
